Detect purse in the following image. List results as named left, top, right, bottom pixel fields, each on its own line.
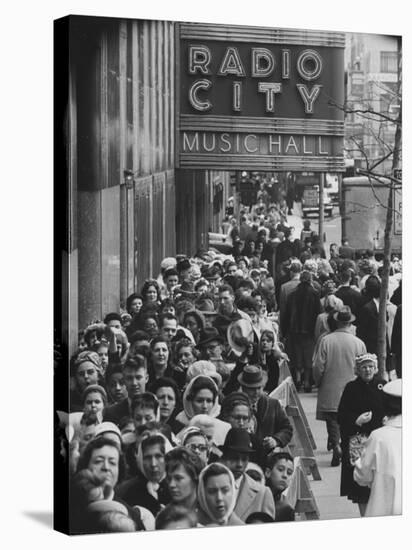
left=348, top=433, right=369, bottom=465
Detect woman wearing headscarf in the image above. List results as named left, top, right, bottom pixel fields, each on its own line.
left=180, top=426, right=210, bottom=467
left=197, top=463, right=244, bottom=526
left=116, top=432, right=173, bottom=516
left=337, top=354, right=386, bottom=516
left=353, top=379, right=402, bottom=517
left=175, top=375, right=231, bottom=445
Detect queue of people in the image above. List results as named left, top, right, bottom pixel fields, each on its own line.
left=57, top=188, right=402, bottom=533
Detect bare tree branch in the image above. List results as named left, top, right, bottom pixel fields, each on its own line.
left=329, top=98, right=401, bottom=126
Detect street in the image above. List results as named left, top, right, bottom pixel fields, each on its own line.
left=288, top=202, right=342, bottom=253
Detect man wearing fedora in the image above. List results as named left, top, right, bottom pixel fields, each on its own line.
left=237, top=365, right=293, bottom=461
left=220, top=428, right=276, bottom=521
left=313, top=306, right=367, bottom=466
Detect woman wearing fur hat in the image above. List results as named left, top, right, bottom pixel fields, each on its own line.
left=337, top=354, right=386, bottom=516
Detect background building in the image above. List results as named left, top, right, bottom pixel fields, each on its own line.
left=345, top=33, right=400, bottom=173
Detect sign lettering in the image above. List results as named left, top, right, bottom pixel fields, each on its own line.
left=177, top=24, right=345, bottom=171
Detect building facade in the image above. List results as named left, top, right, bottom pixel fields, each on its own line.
left=56, top=16, right=231, bottom=354
left=345, top=33, right=400, bottom=173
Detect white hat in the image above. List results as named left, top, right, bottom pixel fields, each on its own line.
left=383, top=379, right=402, bottom=397
left=94, top=422, right=122, bottom=441
left=227, top=318, right=255, bottom=357
left=160, top=257, right=177, bottom=271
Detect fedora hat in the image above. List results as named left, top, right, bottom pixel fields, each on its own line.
left=237, top=365, right=267, bottom=388
left=197, top=327, right=224, bottom=347
left=333, top=305, right=356, bottom=323
left=227, top=318, right=255, bottom=357
left=220, top=428, right=254, bottom=455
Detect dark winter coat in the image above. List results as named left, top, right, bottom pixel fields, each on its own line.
left=115, top=475, right=171, bottom=516
left=255, top=394, right=293, bottom=448
left=337, top=376, right=386, bottom=502
left=282, top=283, right=321, bottom=337
left=357, top=300, right=379, bottom=353
left=334, top=286, right=363, bottom=321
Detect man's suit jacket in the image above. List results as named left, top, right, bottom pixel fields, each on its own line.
left=234, top=473, right=276, bottom=521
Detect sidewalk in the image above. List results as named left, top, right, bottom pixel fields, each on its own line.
left=299, top=391, right=360, bottom=521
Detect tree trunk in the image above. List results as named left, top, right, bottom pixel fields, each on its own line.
left=376, top=37, right=402, bottom=378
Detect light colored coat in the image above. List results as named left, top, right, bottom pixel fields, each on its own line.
left=313, top=327, right=366, bottom=416
left=354, top=416, right=402, bottom=517
left=234, top=473, right=276, bottom=521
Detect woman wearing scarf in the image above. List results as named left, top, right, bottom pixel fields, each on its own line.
left=197, top=463, right=244, bottom=526
left=175, top=375, right=231, bottom=445
left=116, top=432, right=173, bottom=516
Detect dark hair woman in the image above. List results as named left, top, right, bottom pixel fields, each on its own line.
left=75, top=437, right=146, bottom=532
left=258, top=329, right=283, bottom=393
left=147, top=336, right=173, bottom=388
left=183, top=309, right=205, bottom=344
left=126, top=293, right=144, bottom=317
left=141, top=279, right=161, bottom=305
left=165, top=447, right=203, bottom=510
left=150, top=377, right=184, bottom=434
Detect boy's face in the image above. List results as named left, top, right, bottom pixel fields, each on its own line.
left=265, top=458, right=294, bottom=493
left=124, top=366, right=148, bottom=398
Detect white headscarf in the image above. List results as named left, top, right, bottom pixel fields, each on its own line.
left=197, top=463, right=237, bottom=525
left=135, top=432, right=173, bottom=480
left=181, top=375, right=221, bottom=422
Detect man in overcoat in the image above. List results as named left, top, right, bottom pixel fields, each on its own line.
left=313, top=306, right=366, bottom=466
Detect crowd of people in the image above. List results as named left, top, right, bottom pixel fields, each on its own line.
left=57, top=184, right=402, bottom=533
